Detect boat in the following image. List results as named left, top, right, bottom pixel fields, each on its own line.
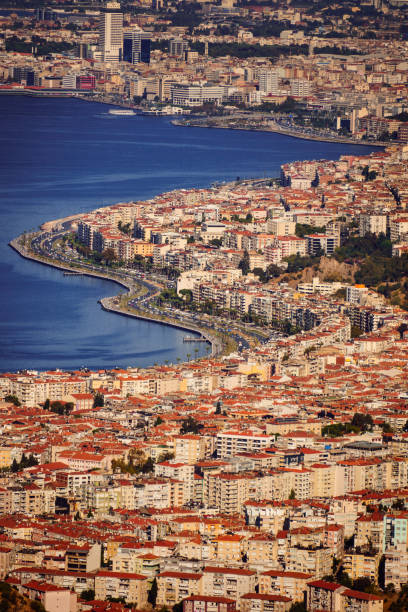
left=108, top=109, right=135, bottom=116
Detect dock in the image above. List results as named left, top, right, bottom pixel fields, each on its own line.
left=63, top=272, right=84, bottom=276
left=183, top=336, right=207, bottom=342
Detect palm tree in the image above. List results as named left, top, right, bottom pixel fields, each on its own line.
left=187, top=353, right=191, bottom=361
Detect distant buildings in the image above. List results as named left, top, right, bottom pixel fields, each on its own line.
left=123, top=30, right=151, bottom=65
left=98, top=1, right=123, bottom=63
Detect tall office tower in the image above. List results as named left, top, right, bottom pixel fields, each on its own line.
left=123, top=30, right=151, bottom=65
left=98, top=1, right=123, bottom=63
left=169, top=38, right=188, bottom=57
left=258, top=70, right=279, bottom=94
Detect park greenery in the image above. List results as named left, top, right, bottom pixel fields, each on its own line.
left=331, top=232, right=408, bottom=309
left=322, top=413, right=374, bottom=437
left=181, top=416, right=203, bottom=434
left=334, top=232, right=392, bottom=262
left=44, top=399, right=74, bottom=415
left=111, top=449, right=155, bottom=475
left=285, top=252, right=323, bottom=273
left=6, top=35, right=75, bottom=55
left=295, top=223, right=326, bottom=237
left=0, top=582, right=45, bottom=612
left=4, top=394, right=21, bottom=406
left=11, top=453, right=39, bottom=473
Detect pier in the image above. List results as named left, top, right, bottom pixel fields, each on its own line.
left=183, top=336, right=208, bottom=342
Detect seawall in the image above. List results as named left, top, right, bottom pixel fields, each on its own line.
left=9, top=236, right=220, bottom=357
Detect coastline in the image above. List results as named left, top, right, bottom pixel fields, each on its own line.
left=9, top=236, right=221, bottom=359
left=173, top=119, right=387, bottom=148
left=0, top=89, right=386, bottom=148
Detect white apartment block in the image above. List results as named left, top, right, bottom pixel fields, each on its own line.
left=217, top=432, right=274, bottom=458
left=359, top=214, right=387, bottom=237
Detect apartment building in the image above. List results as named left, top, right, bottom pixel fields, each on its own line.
left=355, top=513, right=385, bottom=552
left=216, top=432, right=274, bottom=458
left=21, top=582, right=76, bottom=612
left=94, top=570, right=148, bottom=605
left=157, top=571, right=203, bottom=607
left=202, top=567, right=256, bottom=609
left=307, top=580, right=383, bottom=612
left=174, top=435, right=207, bottom=465
left=359, top=214, right=387, bottom=237
left=384, top=548, right=408, bottom=590
left=206, top=473, right=253, bottom=515
left=259, top=570, right=312, bottom=602
left=65, top=543, right=101, bottom=573
left=286, top=545, right=332, bottom=578
left=267, top=219, right=296, bottom=236
left=343, top=550, right=380, bottom=583
left=389, top=216, right=408, bottom=242
left=216, top=535, right=245, bottom=563
left=183, top=595, right=236, bottom=612
left=155, top=461, right=195, bottom=501
left=307, top=233, right=339, bottom=256
left=240, top=593, right=292, bottom=612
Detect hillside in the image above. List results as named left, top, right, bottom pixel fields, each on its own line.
left=0, top=582, right=45, bottom=612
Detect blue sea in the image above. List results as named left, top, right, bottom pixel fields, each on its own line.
left=0, top=96, right=379, bottom=372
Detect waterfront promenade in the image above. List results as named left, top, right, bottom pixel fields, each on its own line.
left=173, top=114, right=387, bottom=147
left=9, top=234, right=224, bottom=359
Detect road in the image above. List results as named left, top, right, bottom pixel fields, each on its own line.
left=16, top=229, right=278, bottom=358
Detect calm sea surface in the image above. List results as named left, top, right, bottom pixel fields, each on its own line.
left=0, top=96, right=379, bottom=372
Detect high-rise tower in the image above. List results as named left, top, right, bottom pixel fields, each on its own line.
left=98, top=1, right=123, bottom=63
left=123, top=30, right=151, bottom=65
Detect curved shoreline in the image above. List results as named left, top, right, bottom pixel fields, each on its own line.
left=9, top=236, right=221, bottom=359
left=0, top=90, right=386, bottom=148
left=173, top=119, right=386, bottom=148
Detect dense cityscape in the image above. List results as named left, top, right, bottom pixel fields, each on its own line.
left=2, top=0, right=408, bottom=610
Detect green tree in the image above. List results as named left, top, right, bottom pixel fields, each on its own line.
left=397, top=323, right=408, bottom=339
left=351, top=413, right=373, bottom=431
left=351, top=325, right=363, bottom=338
left=157, top=451, right=175, bottom=463
left=142, top=457, right=155, bottom=473
left=289, top=489, right=296, bottom=499
left=148, top=578, right=158, bottom=607
left=102, top=248, right=116, bottom=265
left=43, top=398, right=50, bottom=411
left=181, top=416, right=203, bottom=434
left=209, top=238, right=223, bottom=248
left=93, top=393, right=104, bottom=408
left=4, top=395, right=21, bottom=407
left=179, top=289, right=193, bottom=303
left=238, top=249, right=250, bottom=275
left=80, top=589, right=95, bottom=601
left=295, top=223, right=326, bottom=238
left=289, top=603, right=307, bottom=612
left=50, top=401, right=65, bottom=415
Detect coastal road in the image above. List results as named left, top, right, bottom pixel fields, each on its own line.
left=25, top=230, right=269, bottom=357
